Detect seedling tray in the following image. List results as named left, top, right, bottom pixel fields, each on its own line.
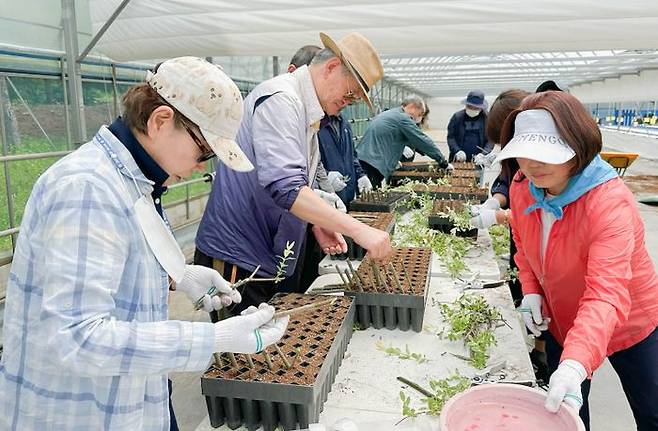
left=408, top=184, right=489, bottom=202
left=389, top=170, right=479, bottom=186
left=452, top=161, right=477, bottom=170
left=330, top=212, right=395, bottom=261
left=201, top=294, right=356, bottom=431
left=427, top=199, right=478, bottom=238
left=397, top=161, right=477, bottom=171
left=399, top=160, right=440, bottom=171
left=349, top=190, right=409, bottom=212
left=342, top=247, right=432, bottom=332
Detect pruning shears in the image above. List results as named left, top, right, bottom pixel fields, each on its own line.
left=456, top=273, right=507, bottom=291
left=470, top=360, right=534, bottom=387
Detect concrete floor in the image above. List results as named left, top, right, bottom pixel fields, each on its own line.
left=168, top=128, right=658, bottom=431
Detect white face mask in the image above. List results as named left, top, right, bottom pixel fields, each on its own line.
left=98, top=131, right=186, bottom=283
left=133, top=195, right=186, bottom=283
left=465, top=108, right=481, bottom=118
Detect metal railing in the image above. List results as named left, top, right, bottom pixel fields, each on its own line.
left=0, top=45, right=411, bottom=271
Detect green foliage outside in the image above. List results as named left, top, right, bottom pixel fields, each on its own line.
left=0, top=137, right=211, bottom=254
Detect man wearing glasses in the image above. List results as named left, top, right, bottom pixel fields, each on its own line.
left=0, top=57, right=289, bottom=430
left=196, top=32, right=394, bottom=311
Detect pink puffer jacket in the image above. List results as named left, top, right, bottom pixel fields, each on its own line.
left=510, top=176, right=658, bottom=375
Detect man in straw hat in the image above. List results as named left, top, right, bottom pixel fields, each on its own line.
left=196, top=32, right=393, bottom=311
left=0, top=57, right=289, bottom=430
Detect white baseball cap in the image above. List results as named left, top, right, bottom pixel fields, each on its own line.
left=146, top=56, right=253, bottom=172
left=495, top=109, right=576, bottom=165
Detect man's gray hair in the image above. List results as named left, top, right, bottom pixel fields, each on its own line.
left=310, top=48, right=338, bottom=65
left=289, top=45, right=322, bottom=68
left=401, top=95, right=426, bottom=112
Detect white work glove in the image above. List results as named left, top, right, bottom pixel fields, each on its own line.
left=327, top=171, right=348, bottom=192
left=445, top=163, right=455, bottom=171
left=357, top=175, right=373, bottom=194
left=177, top=265, right=242, bottom=312
left=518, top=294, right=551, bottom=337
left=473, top=153, right=485, bottom=166
left=214, top=303, right=289, bottom=354
left=454, top=150, right=467, bottom=162
left=470, top=197, right=501, bottom=216
left=402, top=146, right=415, bottom=159
left=470, top=209, right=498, bottom=229
left=314, top=189, right=347, bottom=213
left=545, top=359, right=587, bottom=413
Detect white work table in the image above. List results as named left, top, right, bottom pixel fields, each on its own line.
left=315, top=268, right=534, bottom=430
left=196, top=228, right=534, bottom=431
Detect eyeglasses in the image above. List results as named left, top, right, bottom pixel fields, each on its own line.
left=342, top=79, right=361, bottom=105
left=181, top=120, right=215, bottom=163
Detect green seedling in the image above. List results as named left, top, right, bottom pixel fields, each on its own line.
left=376, top=341, right=428, bottom=364
left=439, top=293, right=503, bottom=369
left=397, top=373, right=471, bottom=423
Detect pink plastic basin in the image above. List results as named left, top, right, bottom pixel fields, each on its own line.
left=440, top=384, right=585, bottom=431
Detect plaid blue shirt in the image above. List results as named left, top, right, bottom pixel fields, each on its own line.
left=0, top=126, right=215, bottom=430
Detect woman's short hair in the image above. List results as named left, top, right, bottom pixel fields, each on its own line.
left=499, top=91, right=602, bottom=180
left=121, top=84, right=188, bottom=135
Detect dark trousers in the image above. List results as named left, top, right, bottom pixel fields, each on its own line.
left=546, top=327, right=658, bottom=431
left=168, top=379, right=179, bottom=431
left=508, top=230, right=523, bottom=307
left=359, top=160, right=384, bottom=189
left=297, top=227, right=325, bottom=294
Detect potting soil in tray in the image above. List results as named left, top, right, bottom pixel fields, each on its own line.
left=427, top=199, right=478, bottom=238
left=330, top=212, right=395, bottom=261
left=345, top=247, right=432, bottom=332
left=201, top=293, right=355, bottom=431
left=349, top=190, right=409, bottom=212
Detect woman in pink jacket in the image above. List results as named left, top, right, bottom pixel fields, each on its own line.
left=496, top=91, right=658, bottom=431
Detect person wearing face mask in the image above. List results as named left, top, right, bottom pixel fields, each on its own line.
left=195, top=32, right=394, bottom=314
left=497, top=91, right=658, bottom=430
left=447, top=90, right=493, bottom=162
left=357, top=96, right=451, bottom=188
left=0, top=57, right=290, bottom=430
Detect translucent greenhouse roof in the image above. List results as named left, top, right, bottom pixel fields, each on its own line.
left=382, top=50, right=658, bottom=96
left=89, top=0, right=658, bottom=96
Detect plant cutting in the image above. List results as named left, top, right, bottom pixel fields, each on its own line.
left=393, top=200, right=471, bottom=278
left=489, top=224, right=510, bottom=256
left=397, top=373, right=471, bottom=423
left=438, top=293, right=504, bottom=369
left=376, top=341, right=428, bottom=363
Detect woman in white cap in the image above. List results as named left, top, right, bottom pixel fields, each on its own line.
left=496, top=91, right=658, bottom=430
left=0, top=57, right=288, bottom=430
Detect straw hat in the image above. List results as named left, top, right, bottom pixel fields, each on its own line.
left=319, top=32, right=384, bottom=111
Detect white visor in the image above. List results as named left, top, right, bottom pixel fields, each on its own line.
left=495, top=109, right=576, bottom=165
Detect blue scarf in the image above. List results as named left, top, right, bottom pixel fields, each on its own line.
left=525, top=155, right=618, bottom=219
